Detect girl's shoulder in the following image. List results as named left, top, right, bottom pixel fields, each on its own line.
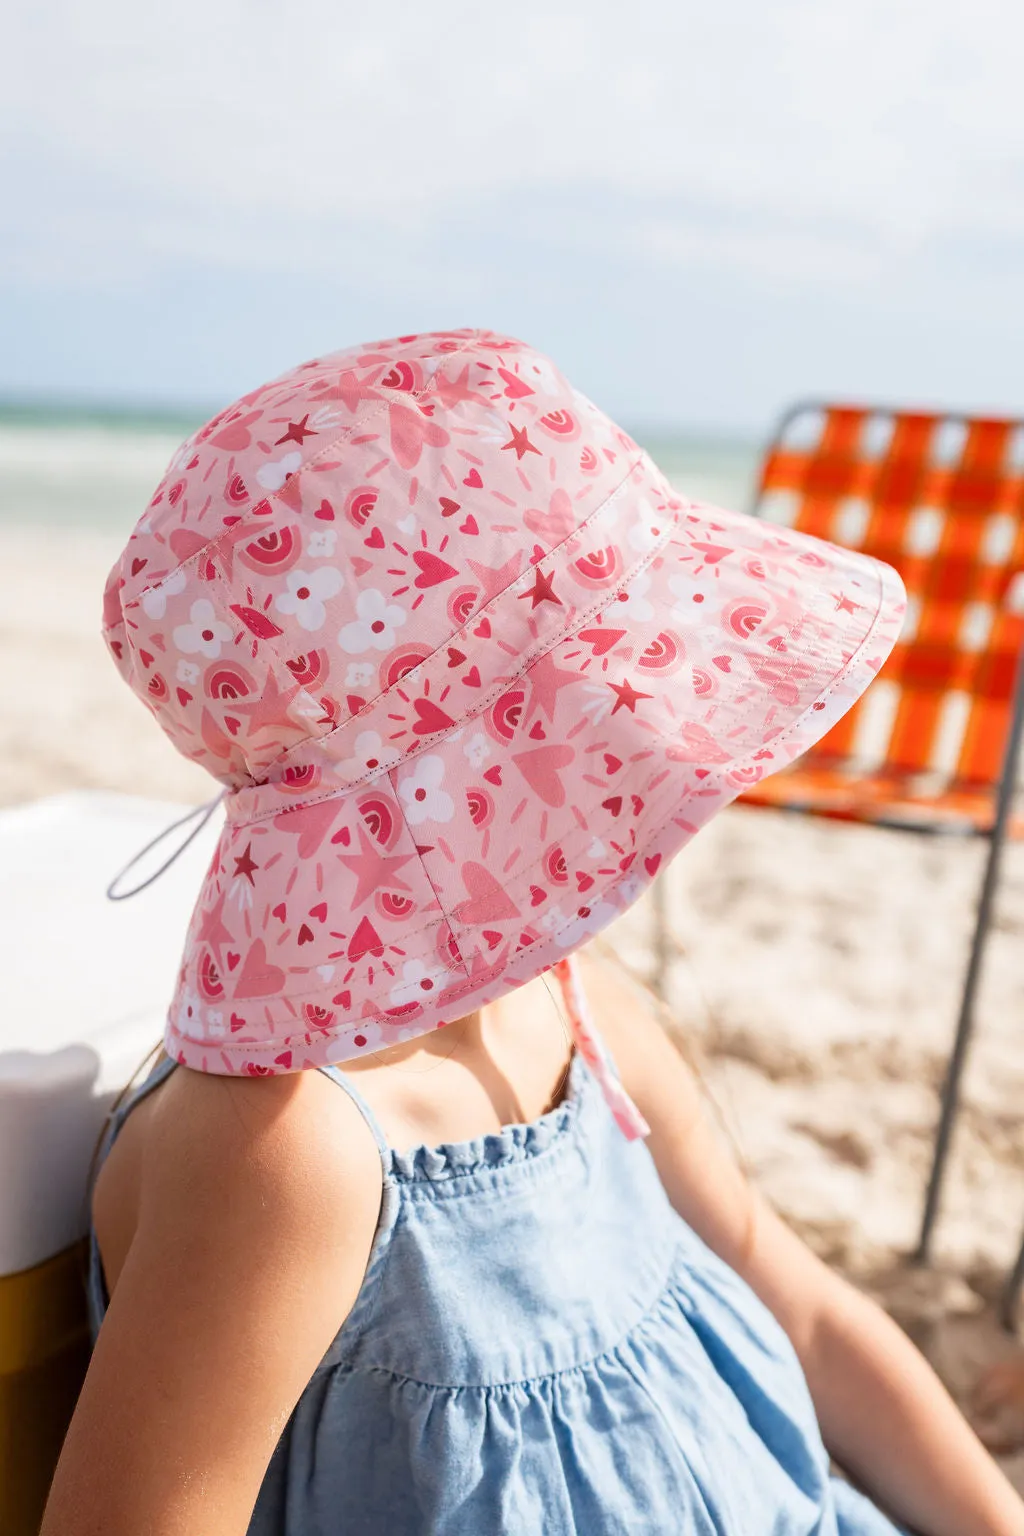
left=95, top=1063, right=384, bottom=1305
left=62, top=1069, right=385, bottom=1536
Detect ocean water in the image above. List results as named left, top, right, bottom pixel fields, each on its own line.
left=0, top=403, right=761, bottom=535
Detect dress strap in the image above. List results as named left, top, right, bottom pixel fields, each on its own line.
left=106, top=1055, right=178, bottom=1146
left=552, top=955, right=650, bottom=1141
left=89, top=1053, right=180, bottom=1332
left=318, top=1065, right=391, bottom=1162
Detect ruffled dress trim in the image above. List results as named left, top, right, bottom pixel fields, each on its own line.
left=386, top=1049, right=589, bottom=1184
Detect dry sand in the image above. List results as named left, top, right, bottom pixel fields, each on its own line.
left=4, top=525, right=1024, bottom=1488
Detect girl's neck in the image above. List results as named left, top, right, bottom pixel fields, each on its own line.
left=338, top=974, right=575, bottom=1146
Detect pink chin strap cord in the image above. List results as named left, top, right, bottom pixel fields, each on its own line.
left=552, top=957, right=651, bottom=1141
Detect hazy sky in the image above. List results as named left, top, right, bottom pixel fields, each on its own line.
left=5, top=1, right=1024, bottom=430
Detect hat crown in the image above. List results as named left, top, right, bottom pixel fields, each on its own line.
left=103, top=329, right=653, bottom=789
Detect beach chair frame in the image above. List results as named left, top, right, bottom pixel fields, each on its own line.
left=735, top=399, right=1024, bottom=1317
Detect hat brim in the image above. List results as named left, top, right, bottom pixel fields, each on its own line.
left=167, top=498, right=904, bottom=1074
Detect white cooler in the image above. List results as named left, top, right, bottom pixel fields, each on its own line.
left=0, top=791, right=220, bottom=1534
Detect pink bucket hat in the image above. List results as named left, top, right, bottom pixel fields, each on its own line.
left=103, top=328, right=905, bottom=1130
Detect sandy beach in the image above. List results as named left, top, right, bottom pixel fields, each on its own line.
left=4, top=523, right=1024, bottom=1485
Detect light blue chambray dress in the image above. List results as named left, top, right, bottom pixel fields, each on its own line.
left=89, top=1045, right=907, bottom=1535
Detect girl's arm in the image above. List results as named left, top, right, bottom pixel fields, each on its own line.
left=42, top=1068, right=383, bottom=1536
left=583, top=951, right=1024, bottom=1536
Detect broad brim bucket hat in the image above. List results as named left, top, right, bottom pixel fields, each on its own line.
left=103, top=329, right=905, bottom=1123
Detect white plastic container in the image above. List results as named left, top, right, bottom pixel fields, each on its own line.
left=0, top=791, right=221, bottom=1277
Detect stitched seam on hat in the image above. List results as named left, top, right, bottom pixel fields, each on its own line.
left=179, top=554, right=894, bottom=1033
left=115, top=333, right=483, bottom=612
left=224, top=457, right=677, bottom=826
left=202, top=894, right=472, bottom=996
left=385, top=763, right=472, bottom=985
left=264, top=451, right=659, bottom=779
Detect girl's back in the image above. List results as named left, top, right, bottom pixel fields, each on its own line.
left=86, top=964, right=900, bottom=1535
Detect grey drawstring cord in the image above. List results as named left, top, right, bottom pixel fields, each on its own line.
left=105, top=791, right=227, bottom=901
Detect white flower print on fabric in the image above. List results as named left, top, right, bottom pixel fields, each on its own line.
left=255, top=451, right=301, bottom=491
left=348, top=1019, right=386, bottom=1052
left=339, top=730, right=401, bottom=782
left=141, top=568, right=187, bottom=619
left=179, top=987, right=203, bottom=1031
left=397, top=755, right=454, bottom=825
left=553, top=900, right=619, bottom=951
left=389, top=959, right=450, bottom=1009
left=173, top=599, right=234, bottom=659
left=463, top=731, right=491, bottom=768
left=612, top=570, right=654, bottom=623
left=339, top=589, right=408, bottom=654
left=627, top=501, right=663, bottom=556
left=306, top=528, right=338, bottom=558
left=668, top=569, right=707, bottom=616
left=176, top=659, right=200, bottom=686
left=275, top=567, right=344, bottom=633
left=345, top=661, right=376, bottom=689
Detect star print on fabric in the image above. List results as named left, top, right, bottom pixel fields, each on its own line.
left=274, top=415, right=317, bottom=447
left=232, top=842, right=260, bottom=884
left=608, top=677, right=654, bottom=715
left=432, top=363, right=488, bottom=412
left=518, top=567, right=562, bottom=609
left=334, top=826, right=415, bottom=909
left=322, top=370, right=383, bottom=414
left=524, top=650, right=578, bottom=722
left=196, top=888, right=234, bottom=954
left=232, top=667, right=305, bottom=737
left=467, top=551, right=525, bottom=601
left=501, top=424, right=542, bottom=461
left=833, top=593, right=861, bottom=615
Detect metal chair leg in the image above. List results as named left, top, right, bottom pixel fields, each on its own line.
left=914, top=645, right=1024, bottom=1263
left=1000, top=1223, right=1024, bottom=1333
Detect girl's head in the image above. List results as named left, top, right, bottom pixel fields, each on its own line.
left=101, top=328, right=904, bottom=1091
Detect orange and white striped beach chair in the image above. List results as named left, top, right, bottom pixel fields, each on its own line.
left=741, top=403, right=1024, bottom=1312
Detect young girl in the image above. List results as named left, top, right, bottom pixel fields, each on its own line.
left=45, top=330, right=1024, bottom=1534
